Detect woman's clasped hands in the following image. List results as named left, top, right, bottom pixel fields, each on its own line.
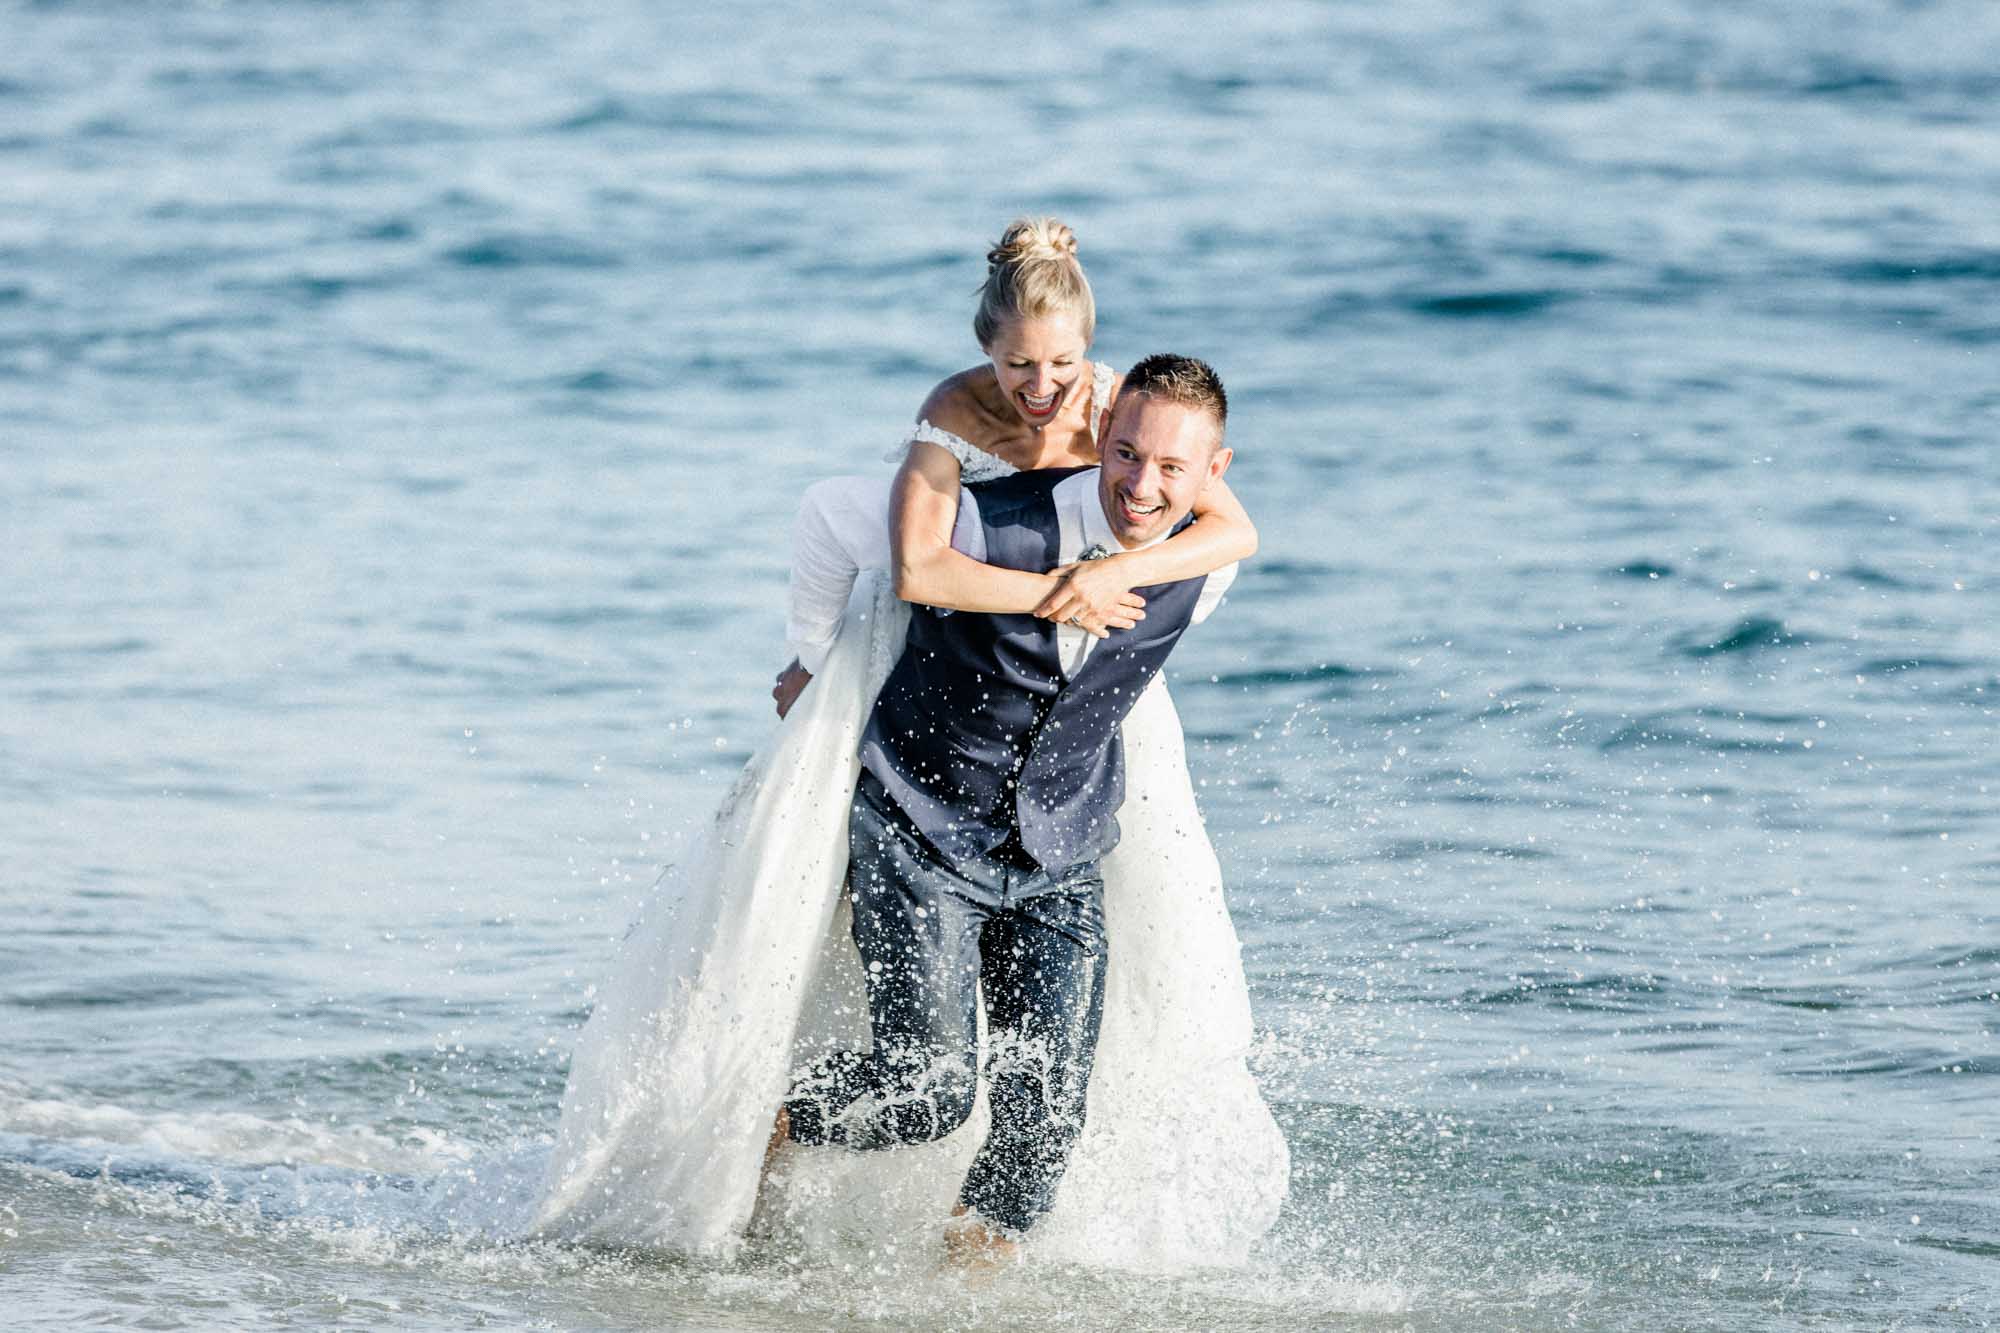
left=1033, top=554, right=1146, bottom=639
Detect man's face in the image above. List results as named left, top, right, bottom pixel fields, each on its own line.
left=1097, top=394, right=1232, bottom=548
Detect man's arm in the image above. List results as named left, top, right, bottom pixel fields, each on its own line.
left=1033, top=476, right=1255, bottom=628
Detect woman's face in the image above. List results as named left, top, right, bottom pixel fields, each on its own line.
left=985, top=314, right=1090, bottom=428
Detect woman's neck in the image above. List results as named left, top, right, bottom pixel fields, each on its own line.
left=979, top=361, right=1098, bottom=470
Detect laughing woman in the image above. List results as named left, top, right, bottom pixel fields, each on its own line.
left=534, top=219, right=1288, bottom=1269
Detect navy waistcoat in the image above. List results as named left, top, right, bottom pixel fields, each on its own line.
left=858, top=467, right=1207, bottom=873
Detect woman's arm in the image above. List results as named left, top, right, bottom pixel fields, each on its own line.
left=1033, top=475, right=1258, bottom=624
left=891, top=441, right=1143, bottom=634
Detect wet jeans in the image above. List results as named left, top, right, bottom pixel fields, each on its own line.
left=785, top=770, right=1108, bottom=1235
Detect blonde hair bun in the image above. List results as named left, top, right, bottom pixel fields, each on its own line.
left=974, top=216, right=1095, bottom=348
left=987, top=217, right=1079, bottom=271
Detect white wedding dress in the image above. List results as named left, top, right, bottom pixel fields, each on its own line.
left=533, top=366, right=1288, bottom=1267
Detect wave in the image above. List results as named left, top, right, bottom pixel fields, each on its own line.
left=1778, top=1048, right=1982, bottom=1081
left=4, top=972, right=271, bottom=1012
left=1672, top=615, right=1802, bottom=658
left=1857, top=656, right=1979, bottom=677
left=151, top=64, right=349, bottom=98
left=1837, top=563, right=1914, bottom=589
left=1404, top=289, right=1568, bottom=320
left=1208, top=661, right=1382, bottom=691
left=1464, top=972, right=1667, bottom=1013
left=0, top=1087, right=1416, bottom=1325
left=306, top=115, right=476, bottom=151
left=546, top=92, right=790, bottom=138
left=1530, top=53, right=2000, bottom=108
left=1370, top=836, right=1552, bottom=862
left=1595, top=717, right=1805, bottom=755
left=442, top=234, right=621, bottom=270
left=1830, top=251, right=2000, bottom=285
left=540, top=365, right=657, bottom=395
left=0, top=1090, right=472, bottom=1176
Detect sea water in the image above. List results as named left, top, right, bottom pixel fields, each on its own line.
left=2, top=2, right=1996, bottom=1328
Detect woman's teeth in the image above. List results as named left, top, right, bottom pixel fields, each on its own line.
left=1020, top=390, right=1058, bottom=413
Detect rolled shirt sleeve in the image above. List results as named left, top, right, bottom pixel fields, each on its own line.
left=786, top=474, right=894, bottom=673
left=1190, top=561, right=1236, bottom=625
left=785, top=474, right=981, bottom=669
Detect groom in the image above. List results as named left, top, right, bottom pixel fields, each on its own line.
left=780, top=354, right=1238, bottom=1264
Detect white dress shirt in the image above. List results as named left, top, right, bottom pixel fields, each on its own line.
left=952, top=470, right=1236, bottom=678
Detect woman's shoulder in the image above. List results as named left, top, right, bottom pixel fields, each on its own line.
left=916, top=367, right=998, bottom=442
left=903, top=369, right=1017, bottom=481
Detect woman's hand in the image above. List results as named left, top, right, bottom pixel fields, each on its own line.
left=772, top=658, right=813, bottom=718
left=1034, top=558, right=1146, bottom=639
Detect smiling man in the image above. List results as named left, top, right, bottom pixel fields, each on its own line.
left=776, top=353, right=1237, bottom=1267
left=1097, top=363, right=1234, bottom=548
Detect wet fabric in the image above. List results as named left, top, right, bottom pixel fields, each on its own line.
left=785, top=771, right=1107, bottom=1234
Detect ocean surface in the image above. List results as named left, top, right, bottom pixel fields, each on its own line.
left=3, top=1, right=1997, bottom=1327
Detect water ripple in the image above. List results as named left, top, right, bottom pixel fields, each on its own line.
left=1672, top=615, right=1804, bottom=658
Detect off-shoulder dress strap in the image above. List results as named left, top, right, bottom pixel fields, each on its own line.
left=1087, top=360, right=1115, bottom=444
left=889, top=420, right=1019, bottom=483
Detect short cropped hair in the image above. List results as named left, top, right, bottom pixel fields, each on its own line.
left=1120, top=354, right=1228, bottom=435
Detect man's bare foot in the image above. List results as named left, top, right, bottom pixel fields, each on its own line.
left=942, top=1207, right=1020, bottom=1276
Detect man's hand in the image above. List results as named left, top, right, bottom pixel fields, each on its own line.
left=1034, top=559, right=1146, bottom=639
left=772, top=658, right=813, bottom=718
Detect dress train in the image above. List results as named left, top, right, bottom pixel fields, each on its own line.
left=534, top=574, right=1287, bottom=1266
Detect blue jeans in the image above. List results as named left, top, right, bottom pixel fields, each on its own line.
left=785, top=770, right=1108, bottom=1235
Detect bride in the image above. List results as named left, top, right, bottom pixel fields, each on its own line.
left=532, top=219, right=1288, bottom=1268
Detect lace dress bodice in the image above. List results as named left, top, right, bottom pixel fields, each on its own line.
left=904, top=419, right=1020, bottom=483
left=886, top=359, right=1117, bottom=481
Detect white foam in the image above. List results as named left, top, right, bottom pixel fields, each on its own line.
left=0, top=1089, right=472, bottom=1175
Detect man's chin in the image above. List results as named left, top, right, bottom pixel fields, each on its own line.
left=1108, top=519, right=1164, bottom=548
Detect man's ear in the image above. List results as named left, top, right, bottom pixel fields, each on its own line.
left=1205, top=445, right=1233, bottom=487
